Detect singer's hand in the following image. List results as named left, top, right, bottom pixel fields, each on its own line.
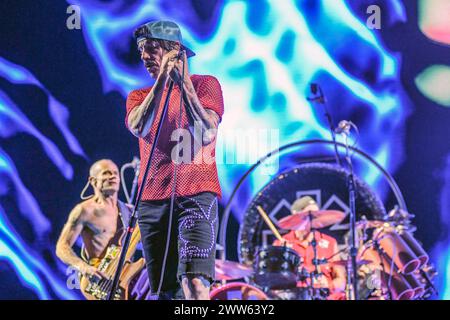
left=159, top=50, right=181, bottom=78
left=168, top=53, right=189, bottom=85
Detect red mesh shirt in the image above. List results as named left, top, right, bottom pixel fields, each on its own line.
left=125, top=74, right=224, bottom=201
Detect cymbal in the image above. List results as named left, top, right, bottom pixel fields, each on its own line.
left=278, top=210, right=346, bottom=231
left=215, top=259, right=252, bottom=281
left=328, top=259, right=373, bottom=267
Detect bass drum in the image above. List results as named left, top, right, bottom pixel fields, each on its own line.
left=238, top=163, right=386, bottom=267
left=210, top=282, right=268, bottom=300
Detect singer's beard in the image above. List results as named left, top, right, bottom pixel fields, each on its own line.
left=147, top=65, right=160, bottom=79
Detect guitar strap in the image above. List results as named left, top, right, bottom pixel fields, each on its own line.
left=117, top=200, right=131, bottom=230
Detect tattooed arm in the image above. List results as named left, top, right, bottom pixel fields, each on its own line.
left=55, top=205, right=104, bottom=279
left=181, top=79, right=220, bottom=145
left=171, top=57, right=221, bottom=146
left=127, top=50, right=185, bottom=138
left=126, top=72, right=168, bottom=138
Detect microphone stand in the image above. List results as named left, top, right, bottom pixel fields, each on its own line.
left=130, top=160, right=140, bottom=204
left=341, top=129, right=359, bottom=300
left=107, top=80, right=176, bottom=300
left=120, top=158, right=140, bottom=205
left=308, top=84, right=341, bottom=166
left=308, top=212, right=318, bottom=298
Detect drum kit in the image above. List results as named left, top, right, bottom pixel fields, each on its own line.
left=211, top=206, right=437, bottom=300
left=213, top=99, right=437, bottom=299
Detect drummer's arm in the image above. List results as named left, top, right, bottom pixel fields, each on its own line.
left=273, top=238, right=290, bottom=247
left=273, top=239, right=281, bottom=246
left=331, top=265, right=346, bottom=292
left=330, top=243, right=346, bottom=292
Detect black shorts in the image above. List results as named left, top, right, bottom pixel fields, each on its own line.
left=137, top=192, right=218, bottom=298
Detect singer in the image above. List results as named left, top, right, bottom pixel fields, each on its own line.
left=125, top=20, right=224, bottom=300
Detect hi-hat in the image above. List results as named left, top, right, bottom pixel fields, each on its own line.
left=278, top=210, right=346, bottom=231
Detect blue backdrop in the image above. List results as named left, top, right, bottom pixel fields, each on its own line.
left=0, top=0, right=449, bottom=299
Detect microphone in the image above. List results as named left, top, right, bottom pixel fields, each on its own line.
left=176, top=49, right=185, bottom=60
left=131, top=156, right=140, bottom=169
left=334, top=120, right=352, bottom=135
left=307, top=83, right=325, bottom=103
left=169, top=50, right=186, bottom=86
left=311, top=83, right=318, bottom=95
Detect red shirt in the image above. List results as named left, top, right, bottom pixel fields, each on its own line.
left=125, top=74, right=224, bottom=201
left=274, top=231, right=338, bottom=288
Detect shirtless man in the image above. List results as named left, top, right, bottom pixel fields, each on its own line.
left=56, top=159, right=127, bottom=280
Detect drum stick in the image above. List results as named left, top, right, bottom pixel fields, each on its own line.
left=256, top=206, right=284, bottom=243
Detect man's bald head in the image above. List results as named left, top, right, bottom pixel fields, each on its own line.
left=88, top=159, right=120, bottom=197
left=89, top=159, right=118, bottom=178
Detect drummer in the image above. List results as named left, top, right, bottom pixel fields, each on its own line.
left=273, top=196, right=346, bottom=299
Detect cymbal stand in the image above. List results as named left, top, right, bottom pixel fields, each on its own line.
left=309, top=212, right=320, bottom=299
left=338, top=124, right=359, bottom=300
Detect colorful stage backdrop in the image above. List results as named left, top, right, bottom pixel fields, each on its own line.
left=0, top=0, right=449, bottom=299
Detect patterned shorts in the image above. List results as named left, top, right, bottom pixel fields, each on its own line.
left=137, top=192, right=218, bottom=297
